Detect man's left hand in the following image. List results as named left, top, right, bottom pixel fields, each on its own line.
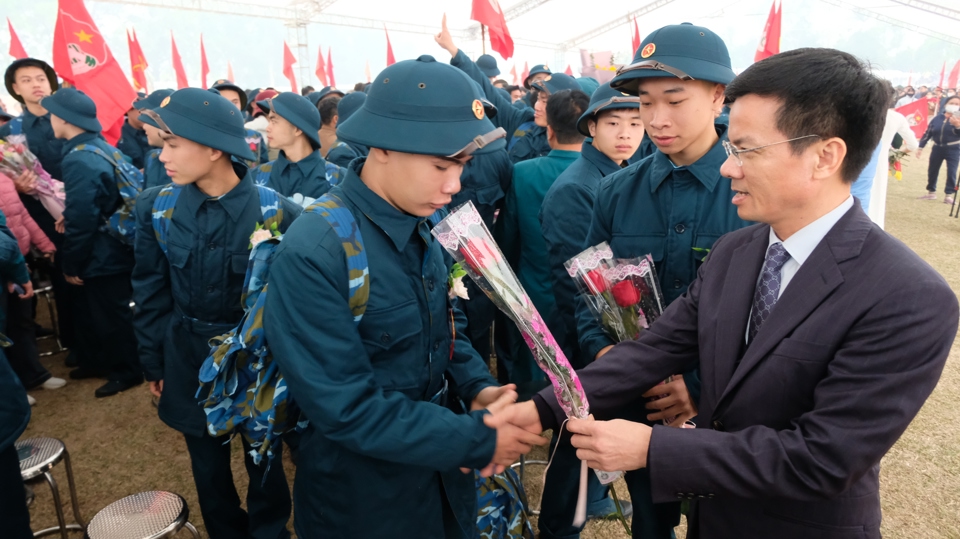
left=643, top=374, right=697, bottom=426
left=568, top=417, right=652, bottom=472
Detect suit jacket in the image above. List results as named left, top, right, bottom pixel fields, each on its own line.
left=536, top=203, right=958, bottom=538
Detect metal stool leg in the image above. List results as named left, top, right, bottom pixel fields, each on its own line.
left=42, top=471, right=70, bottom=539
left=61, top=450, right=85, bottom=527
left=182, top=521, right=201, bottom=539
left=37, top=288, right=66, bottom=357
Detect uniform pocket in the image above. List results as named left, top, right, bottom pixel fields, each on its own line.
left=475, top=183, right=504, bottom=206
left=166, top=244, right=192, bottom=306
left=358, top=300, right=425, bottom=391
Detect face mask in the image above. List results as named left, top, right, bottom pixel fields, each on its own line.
left=946, top=104, right=960, bottom=114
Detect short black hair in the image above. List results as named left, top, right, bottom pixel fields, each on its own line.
left=301, top=85, right=315, bottom=95
left=546, top=89, right=590, bottom=145
left=318, top=95, right=341, bottom=126
left=505, top=85, right=521, bottom=94
left=493, top=79, right=509, bottom=88
left=354, top=82, right=366, bottom=92
left=725, top=48, right=887, bottom=184
left=882, top=80, right=897, bottom=109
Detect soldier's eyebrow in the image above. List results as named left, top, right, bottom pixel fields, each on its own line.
left=637, top=86, right=686, bottom=96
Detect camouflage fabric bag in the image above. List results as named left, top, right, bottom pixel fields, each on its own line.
left=195, top=193, right=369, bottom=466
left=71, top=144, right=144, bottom=245
left=253, top=159, right=345, bottom=192
left=475, top=468, right=535, bottom=539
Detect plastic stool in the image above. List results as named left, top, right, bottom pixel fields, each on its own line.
left=85, top=491, right=200, bottom=539
left=16, top=437, right=85, bottom=538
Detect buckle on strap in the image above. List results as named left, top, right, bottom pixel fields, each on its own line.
left=616, top=60, right=694, bottom=81
left=447, top=127, right=507, bottom=159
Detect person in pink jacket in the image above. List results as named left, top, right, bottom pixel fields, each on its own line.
left=0, top=172, right=62, bottom=400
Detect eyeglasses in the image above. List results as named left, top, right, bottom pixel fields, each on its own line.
left=616, top=60, right=693, bottom=81
left=721, top=135, right=821, bottom=166
left=447, top=127, right=507, bottom=159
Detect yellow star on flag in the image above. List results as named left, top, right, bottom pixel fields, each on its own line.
left=74, top=29, right=94, bottom=43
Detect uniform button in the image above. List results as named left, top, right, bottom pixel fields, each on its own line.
left=712, top=420, right=724, bottom=431
left=674, top=224, right=686, bottom=234
left=673, top=279, right=682, bottom=289
left=380, top=333, right=390, bottom=344
left=708, top=494, right=715, bottom=499
left=434, top=340, right=441, bottom=351
left=206, top=285, right=215, bottom=293
left=427, top=279, right=435, bottom=292
left=676, top=493, right=683, bottom=499
left=208, top=243, right=216, bottom=251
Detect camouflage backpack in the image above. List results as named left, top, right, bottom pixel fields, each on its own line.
left=70, top=144, right=144, bottom=245
left=475, top=468, right=535, bottom=539
left=194, top=193, right=370, bottom=466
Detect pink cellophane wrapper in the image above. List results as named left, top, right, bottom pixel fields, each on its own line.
left=432, top=200, right=589, bottom=420
left=1, top=136, right=66, bottom=220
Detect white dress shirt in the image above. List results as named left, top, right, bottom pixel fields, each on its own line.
left=746, top=196, right=855, bottom=343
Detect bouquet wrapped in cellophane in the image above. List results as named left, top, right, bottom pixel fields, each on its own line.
left=433, top=202, right=629, bottom=532
left=433, top=201, right=589, bottom=420
left=565, top=242, right=664, bottom=342
left=0, top=136, right=66, bottom=220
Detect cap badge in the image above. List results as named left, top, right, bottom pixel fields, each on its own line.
left=472, top=99, right=485, bottom=120
left=641, top=43, right=656, bottom=58
left=543, top=65, right=549, bottom=71
left=543, top=75, right=552, bottom=82
left=160, top=96, right=171, bottom=108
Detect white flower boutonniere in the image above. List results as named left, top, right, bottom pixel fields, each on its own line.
left=448, top=262, right=470, bottom=300
left=249, top=222, right=280, bottom=248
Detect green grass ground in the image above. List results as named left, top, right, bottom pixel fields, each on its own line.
left=19, top=153, right=960, bottom=538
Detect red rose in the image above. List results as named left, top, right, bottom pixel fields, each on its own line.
left=460, top=240, right=488, bottom=273
left=611, top=280, right=641, bottom=308
left=584, top=270, right=608, bottom=294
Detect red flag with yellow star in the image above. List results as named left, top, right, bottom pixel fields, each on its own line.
left=53, top=0, right=136, bottom=145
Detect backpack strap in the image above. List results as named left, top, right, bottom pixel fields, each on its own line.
left=9, top=117, right=23, bottom=136
left=151, top=184, right=184, bottom=256
left=324, top=161, right=343, bottom=187
left=306, top=194, right=369, bottom=323
left=255, top=184, right=283, bottom=232
left=71, top=144, right=122, bottom=167
left=254, top=162, right=274, bottom=187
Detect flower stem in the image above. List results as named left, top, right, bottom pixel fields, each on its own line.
left=609, top=483, right=632, bottom=536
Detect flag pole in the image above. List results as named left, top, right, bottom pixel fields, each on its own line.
left=482, top=25, right=487, bottom=55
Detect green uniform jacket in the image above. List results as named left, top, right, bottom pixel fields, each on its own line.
left=263, top=159, right=498, bottom=538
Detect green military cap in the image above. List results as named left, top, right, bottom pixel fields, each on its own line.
left=256, top=91, right=322, bottom=150
left=40, top=87, right=101, bottom=132
left=210, top=79, right=248, bottom=109
left=138, top=87, right=254, bottom=161
left=612, top=23, right=736, bottom=95
left=4, top=58, right=59, bottom=104
left=524, top=64, right=552, bottom=89
left=576, top=82, right=641, bottom=136
left=134, top=88, right=174, bottom=111
left=337, top=55, right=505, bottom=158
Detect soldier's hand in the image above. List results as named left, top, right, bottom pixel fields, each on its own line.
left=643, top=374, right=697, bottom=425
left=480, top=418, right=547, bottom=477
left=470, top=384, right=517, bottom=412
left=149, top=380, right=163, bottom=398
left=13, top=169, right=37, bottom=194
left=64, top=274, right=84, bottom=286
left=435, top=13, right=458, bottom=57
left=54, top=216, right=65, bottom=234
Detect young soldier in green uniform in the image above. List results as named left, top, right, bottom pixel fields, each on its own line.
left=132, top=88, right=300, bottom=539
left=211, top=79, right=269, bottom=166
left=325, top=91, right=368, bottom=168
left=495, top=86, right=588, bottom=395
left=118, top=93, right=151, bottom=169
left=539, top=23, right=750, bottom=539
left=253, top=92, right=336, bottom=206
left=134, top=89, right=174, bottom=189
left=44, top=88, right=143, bottom=398
left=263, top=55, right=546, bottom=539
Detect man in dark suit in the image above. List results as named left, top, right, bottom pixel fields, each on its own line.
left=492, top=48, right=959, bottom=538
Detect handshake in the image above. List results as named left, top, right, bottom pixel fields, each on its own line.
left=466, top=375, right=698, bottom=477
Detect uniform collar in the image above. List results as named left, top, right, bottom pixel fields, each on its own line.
left=179, top=167, right=256, bottom=222
left=275, top=149, right=324, bottom=177
left=20, top=107, right=46, bottom=128
left=340, top=158, right=425, bottom=253
left=648, top=123, right=729, bottom=193
left=580, top=141, right=622, bottom=177
left=62, top=131, right=100, bottom=157
left=546, top=148, right=581, bottom=160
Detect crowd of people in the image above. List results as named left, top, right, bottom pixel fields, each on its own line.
left=0, top=16, right=956, bottom=539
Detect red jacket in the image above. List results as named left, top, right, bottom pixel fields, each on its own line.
left=0, top=173, right=55, bottom=255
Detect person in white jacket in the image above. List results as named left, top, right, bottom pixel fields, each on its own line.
left=870, top=82, right=919, bottom=228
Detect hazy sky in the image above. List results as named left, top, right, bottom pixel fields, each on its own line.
left=4, top=0, right=960, bottom=103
